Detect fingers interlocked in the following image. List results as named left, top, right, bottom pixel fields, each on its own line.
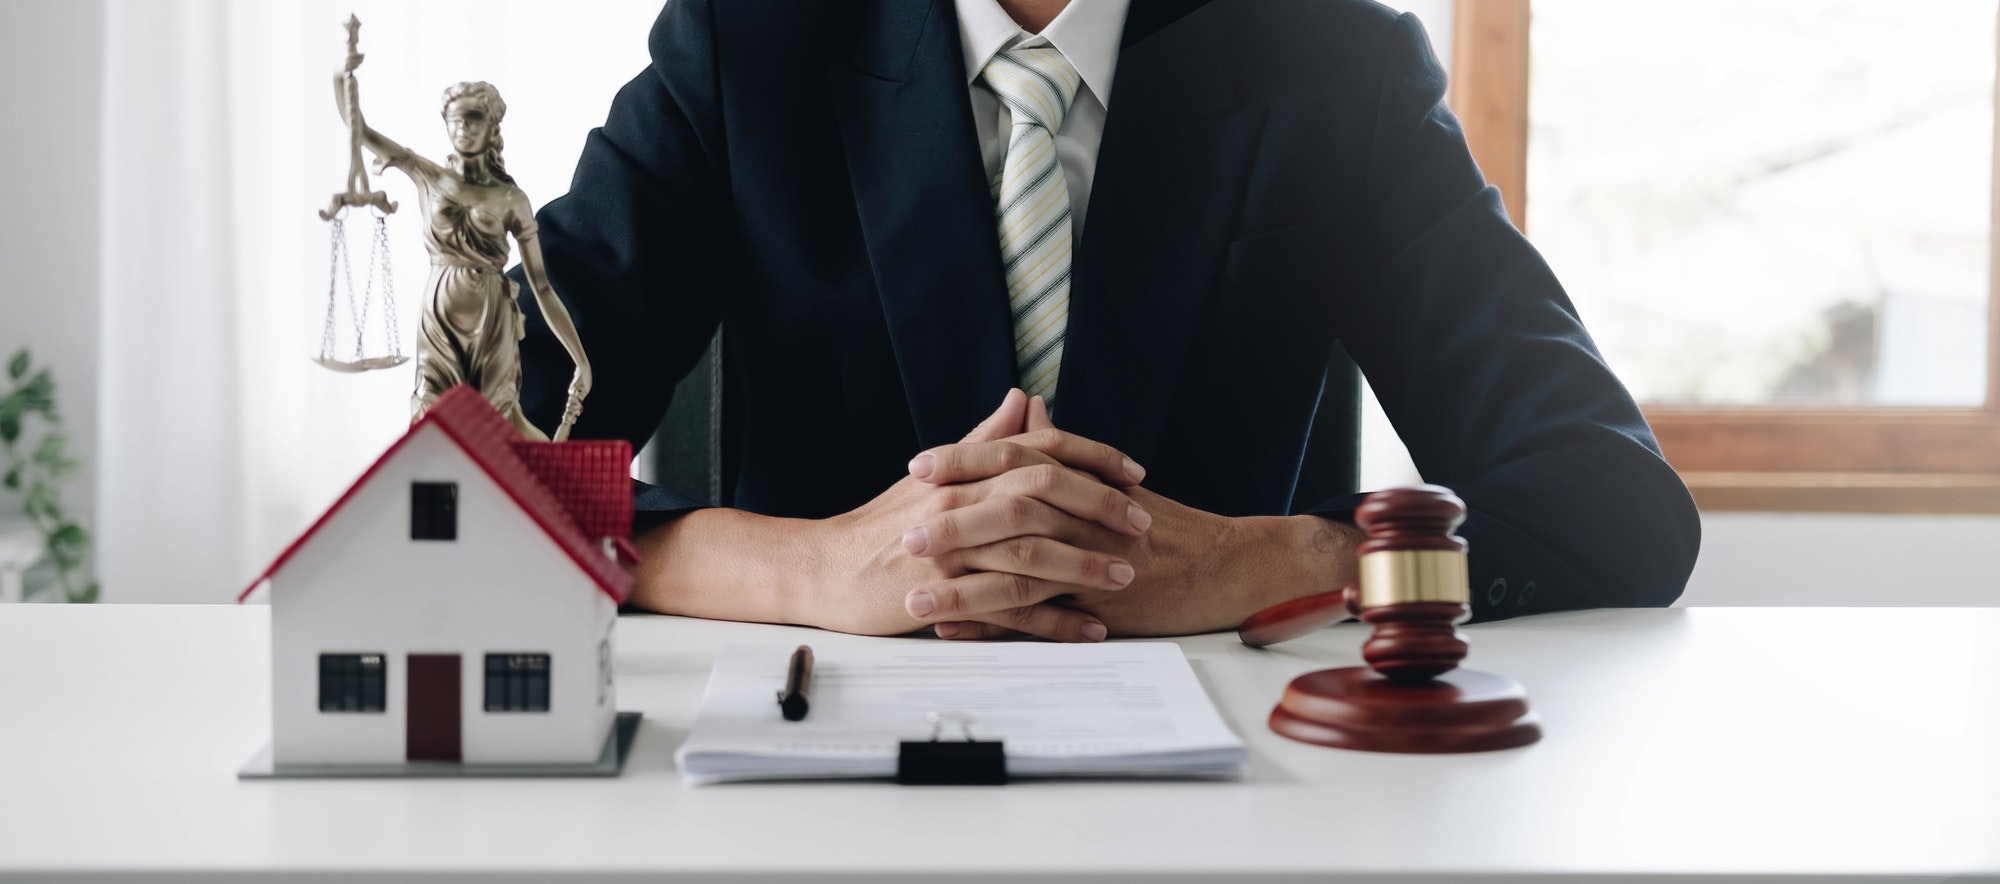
left=903, top=465, right=1148, bottom=557
left=899, top=419, right=1151, bottom=641
left=909, top=428, right=1146, bottom=488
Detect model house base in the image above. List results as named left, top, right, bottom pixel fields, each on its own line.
left=239, top=711, right=641, bottom=779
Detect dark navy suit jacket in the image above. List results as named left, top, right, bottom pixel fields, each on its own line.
left=514, top=0, right=1702, bottom=622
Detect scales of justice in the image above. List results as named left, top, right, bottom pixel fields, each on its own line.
left=315, top=15, right=592, bottom=442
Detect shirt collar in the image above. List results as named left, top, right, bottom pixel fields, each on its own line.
left=954, top=0, right=1131, bottom=107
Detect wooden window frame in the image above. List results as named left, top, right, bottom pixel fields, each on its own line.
left=1449, top=0, right=2000, bottom=513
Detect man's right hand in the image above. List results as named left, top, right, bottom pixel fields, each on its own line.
left=792, top=389, right=1150, bottom=641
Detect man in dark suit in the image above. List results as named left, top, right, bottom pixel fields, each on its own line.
left=515, top=0, right=1701, bottom=641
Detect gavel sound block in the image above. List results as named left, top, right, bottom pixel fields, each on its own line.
left=1238, top=486, right=1541, bottom=753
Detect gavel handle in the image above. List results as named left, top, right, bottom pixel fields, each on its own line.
left=1237, top=585, right=1359, bottom=648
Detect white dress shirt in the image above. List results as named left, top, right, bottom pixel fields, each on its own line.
left=954, top=0, right=1131, bottom=242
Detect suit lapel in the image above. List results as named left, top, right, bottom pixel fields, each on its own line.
left=834, top=0, right=1019, bottom=451
left=1058, top=1, right=1267, bottom=467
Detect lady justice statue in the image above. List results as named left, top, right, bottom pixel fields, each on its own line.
left=327, top=16, right=590, bottom=440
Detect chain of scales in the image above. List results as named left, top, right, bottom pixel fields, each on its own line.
left=317, top=208, right=406, bottom=373
left=315, top=14, right=407, bottom=373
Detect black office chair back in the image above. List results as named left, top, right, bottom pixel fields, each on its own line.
left=648, top=330, right=727, bottom=506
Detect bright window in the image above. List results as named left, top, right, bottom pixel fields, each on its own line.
left=1528, top=0, right=1994, bottom=407
left=1450, top=0, right=2000, bottom=511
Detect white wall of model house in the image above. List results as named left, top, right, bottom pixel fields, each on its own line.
left=267, top=424, right=616, bottom=766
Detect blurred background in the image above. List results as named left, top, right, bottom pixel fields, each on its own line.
left=0, top=0, right=1994, bottom=608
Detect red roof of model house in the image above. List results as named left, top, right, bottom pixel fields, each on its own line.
left=239, top=385, right=637, bottom=604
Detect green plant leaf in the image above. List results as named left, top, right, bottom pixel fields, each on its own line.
left=1, top=353, right=92, bottom=604
left=35, top=493, right=61, bottom=524
left=52, top=522, right=86, bottom=547
left=21, top=371, right=55, bottom=416
left=48, top=523, right=84, bottom=568
left=33, top=432, right=66, bottom=464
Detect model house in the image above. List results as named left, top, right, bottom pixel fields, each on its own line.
left=240, top=385, right=637, bottom=769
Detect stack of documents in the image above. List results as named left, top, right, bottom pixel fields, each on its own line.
left=676, top=642, right=1249, bottom=784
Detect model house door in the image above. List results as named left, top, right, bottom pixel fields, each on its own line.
left=406, top=654, right=462, bottom=762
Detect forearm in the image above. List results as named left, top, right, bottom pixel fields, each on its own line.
left=1223, top=515, right=1361, bottom=617
left=1071, top=492, right=1362, bottom=638
left=627, top=508, right=818, bottom=626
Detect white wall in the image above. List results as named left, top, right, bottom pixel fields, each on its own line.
left=0, top=0, right=1990, bottom=611
left=0, top=0, right=103, bottom=567
left=1685, top=513, right=2000, bottom=607
left=88, top=0, right=669, bottom=604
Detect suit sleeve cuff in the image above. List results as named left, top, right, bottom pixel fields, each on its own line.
left=632, top=478, right=712, bottom=529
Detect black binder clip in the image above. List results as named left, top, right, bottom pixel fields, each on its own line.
left=898, top=712, right=1007, bottom=786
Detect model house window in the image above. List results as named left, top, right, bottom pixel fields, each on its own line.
left=485, top=653, right=551, bottom=712
left=410, top=482, right=458, bottom=541
left=319, top=653, right=387, bottom=712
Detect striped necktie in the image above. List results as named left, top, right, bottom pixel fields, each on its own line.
left=980, top=46, right=1082, bottom=403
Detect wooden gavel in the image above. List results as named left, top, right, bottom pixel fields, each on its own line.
left=1238, top=486, right=1541, bottom=753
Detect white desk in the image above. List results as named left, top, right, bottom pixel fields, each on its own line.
left=1, top=605, right=1996, bottom=882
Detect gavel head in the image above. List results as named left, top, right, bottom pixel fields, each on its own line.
left=1347, top=486, right=1473, bottom=683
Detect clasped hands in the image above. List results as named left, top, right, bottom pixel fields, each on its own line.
left=799, top=389, right=1349, bottom=641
